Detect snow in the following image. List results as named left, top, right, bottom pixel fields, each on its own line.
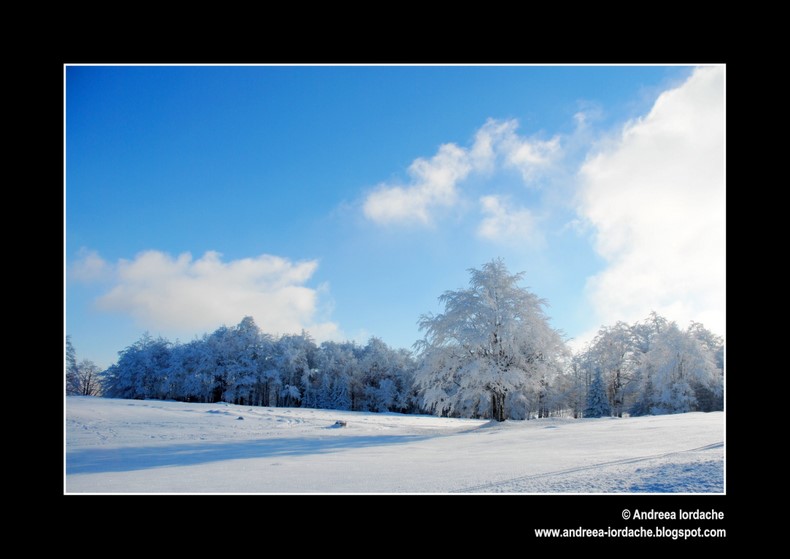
left=65, top=396, right=724, bottom=493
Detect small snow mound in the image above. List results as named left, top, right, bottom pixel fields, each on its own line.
left=236, top=416, right=244, bottom=420
left=331, top=420, right=347, bottom=428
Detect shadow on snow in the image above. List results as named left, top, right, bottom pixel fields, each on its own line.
left=67, top=434, right=428, bottom=475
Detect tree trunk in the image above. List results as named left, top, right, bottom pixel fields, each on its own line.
left=491, top=389, right=506, bottom=422
left=613, top=369, right=623, bottom=418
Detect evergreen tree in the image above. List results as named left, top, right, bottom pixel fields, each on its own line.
left=584, top=369, right=611, bottom=418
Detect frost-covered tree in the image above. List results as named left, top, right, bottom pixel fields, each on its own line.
left=274, top=332, right=317, bottom=408
left=584, top=369, right=611, bottom=418
left=564, top=353, right=588, bottom=418
left=66, top=335, right=79, bottom=394
left=103, top=333, right=171, bottom=399
left=576, top=322, right=640, bottom=417
left=543, top=366, right=579, bottom=419
left=393, top=347, right=419, bottom=412
left=415, top=259, right=567, bottom=421
left=315, top=341, right=357, bottom=410
left=166, top=339, right=216, bottom=403
left=687, top=322, right=724, bottom=411
left=359, top=337, right=416, bottom=413
left=222, top=317, right=274, bottom=405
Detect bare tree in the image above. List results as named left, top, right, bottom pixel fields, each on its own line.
left=68, top=359, right=103, bottom=396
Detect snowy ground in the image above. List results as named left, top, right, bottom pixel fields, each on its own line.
left=65, top=397, right=724, bottom=493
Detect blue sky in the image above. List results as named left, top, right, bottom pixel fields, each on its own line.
left=66, top=65, right=725, bottom=368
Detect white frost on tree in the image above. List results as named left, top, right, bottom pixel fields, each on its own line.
left=315, top=341, right=356, bottom=411
left=103, top=333, right=172, bottom=400
left=638, top=321, right=720, bottom=415
left=576, top=322, right=641, bottom=417
left=414, top=259, right=567, bottom=421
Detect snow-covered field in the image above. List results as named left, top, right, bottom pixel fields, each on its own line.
left=65, top=397, right=724, bottom=493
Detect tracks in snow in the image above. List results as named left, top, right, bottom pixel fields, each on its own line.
left=450, top=441, right=724, bottom=493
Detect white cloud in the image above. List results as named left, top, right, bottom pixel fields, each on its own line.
left=577, top=66, right=725, bottom=336
left=469, top=119, right=512, bottom=171
left=477, top=195, right=543, bottom=247
left=472, top=118, right=561, bottom=181
left=70, top=248, right=112, bottom=282
left=362, top=143, right=471, bottom=225
left=91, top=250, right=340, bottom=341
left=363, top=118, right=561, bottom=226
left=503, top=135, right=560, bottom=183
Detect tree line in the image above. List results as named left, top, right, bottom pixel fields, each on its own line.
left=100, top=317, right=418, bottom=414
left=67, top=259, right=723, bottom=421
left=572, top=313, right=723, bottom=418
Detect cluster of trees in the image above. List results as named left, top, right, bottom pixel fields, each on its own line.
left=100, top=317, right=418, bottom=414
left=68, top=259, right=723, bottom=422
left=571, top=314, right=723, bottom=418
left=413, top=260, right=722, bottom=421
